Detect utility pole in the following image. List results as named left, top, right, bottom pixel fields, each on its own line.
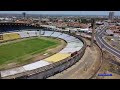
left=91, top=18, right=96, bottom=47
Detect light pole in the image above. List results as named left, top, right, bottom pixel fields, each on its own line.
left=39, top=17, right=41, bottom=38
left=91, top=18, right=96, bottom=47
left=22, top=12, right=26, bottom=22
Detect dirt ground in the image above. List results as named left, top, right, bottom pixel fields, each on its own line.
left=93, top=50, right=120, bottom=79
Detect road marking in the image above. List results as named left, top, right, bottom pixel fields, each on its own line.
left=102, top=37, right=120, bottom=52
left=97, top=25, right=120, bottom=56
left=98, top=37, right=120, bottom=56
left=98, top=28, right=105, bottom=36
left=95, top=24, right=120, bottom=58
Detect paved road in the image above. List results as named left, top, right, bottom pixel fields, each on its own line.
left=95, top=23, right=120, bottom=58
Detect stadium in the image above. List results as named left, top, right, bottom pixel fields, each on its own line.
left=0, top=22, right=86, bottom=79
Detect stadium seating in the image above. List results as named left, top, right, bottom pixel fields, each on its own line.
left=1, top=67, right=27, bottom=77
left=50, top=32, right=62, bottom=37
left=17, top=31, right=29, bottom=38
left=23, top=60, right=50, bottom=71
left=10, top=33, right=21, bottom=40
left=27, top=31, right=37, bottom=37
left=0, top=40, right=4, bottom=42
left=35, top=31, right=39, bottom=36
left=3, top=33, right=11, bottom=41
left=0, top=30, right=84, bottom=78
left=1, top=60, right=51, bottom=77
left=64, top=36, right=76, bottom=42
left=59, top=47, right=82, bottom=54
left=66, top=38, right=80, bottom=43
left=44, top=53, right=71, bottom=63
left=42, top=31, right=54, bottom=36
left=66, top=42, right=83, bottom=48
left=41, top=31, right=45, bottom=35
left=3, top=33, right=21, bottom=41
left=36, top=30, right=45, bottom=36
left=58, top=33, right=70, bottom=39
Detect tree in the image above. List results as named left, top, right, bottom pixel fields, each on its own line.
left=81, top=19, right=90, bottom=24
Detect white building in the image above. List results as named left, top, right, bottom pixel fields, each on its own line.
left=77, top=28, right=89, bottom=32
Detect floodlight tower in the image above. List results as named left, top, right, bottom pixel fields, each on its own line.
left=22, top=12, right=26, bottom=21
left=39, top=17, right=41, bottom=37
left=90, top=18, right=96, bottom=47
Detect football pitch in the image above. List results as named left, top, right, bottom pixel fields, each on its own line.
left=0, top=37, right=60, bottom=70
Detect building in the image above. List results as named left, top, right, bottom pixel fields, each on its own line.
left=109, top=12, right=114, bottom=20
left=106, top=30, right=114, bottom=36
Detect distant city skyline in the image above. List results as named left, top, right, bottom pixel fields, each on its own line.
left=0, top=11, right=120, bottom=16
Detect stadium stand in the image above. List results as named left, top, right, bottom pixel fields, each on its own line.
left=23, top=60, right=50, bottom=71
left=44, top=53, right=71, bottom=63
left=58, top=33, right=70, bottom=39
left=64, top=36, right=76, bottom=42
left=59, top=47, right=82, bottom=54
left=1, top=67, right=26, bottom=77
left=27, top=31, right=37, bottom=37
left=9, top=33, right=21, bottom=40
left=0, top=30, right=84, bottom=78
left=0, top=34, right=3, bottom=42
left=1, top=60, right=51, bottom=77
left=42, top=31, right=54, bottom=36
left=3, top=33, right=11, bottom=41
left=66, top=38, right=80, bottom=43
left=50, top=32, right=62, bottom=37
left=17, top=31, right=29, bottom=38
left=40, top=30, right=45, bottom=35
left=0, top=34, right=3, bottom=40
left=0, top=40, right=4, bottom=42
left=65, top=43, right=83, bottom=49
left=36, top=31, right=40, bottom=36
left=3, top=33, right=21, bottom=41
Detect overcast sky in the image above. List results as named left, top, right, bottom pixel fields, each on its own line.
left=0, top=11, right=120, bottom=16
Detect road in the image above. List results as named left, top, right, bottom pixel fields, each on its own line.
left=95, top=22, right=120, bottom=58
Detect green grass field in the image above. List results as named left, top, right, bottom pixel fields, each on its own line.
left=0, top=37, right=60, bottom=69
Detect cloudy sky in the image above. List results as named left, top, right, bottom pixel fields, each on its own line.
left=0, top=11, right=120, bottom=16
